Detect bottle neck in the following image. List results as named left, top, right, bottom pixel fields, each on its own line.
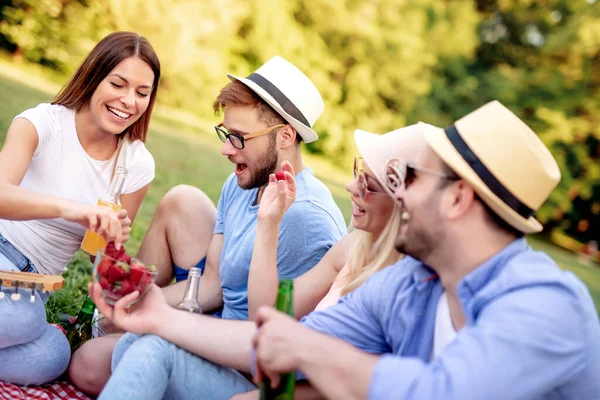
left=275, top=280, right=293, bottom=315
left=80, top=296, right=95, bottom=316
left=103, top=167, right=128, bottom=204
left=183, top=268, right=201, bottom=302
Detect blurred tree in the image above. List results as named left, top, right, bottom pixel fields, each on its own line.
left=411, top=0, right=600, bottom=242
left=0, top=0, right=114, bottom=71
left=0, top=0, right=598, bottom=241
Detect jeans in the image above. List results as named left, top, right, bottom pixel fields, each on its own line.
left=99, top=333, right=257, bottom=400
left=0, top=234, right=70, bottom=385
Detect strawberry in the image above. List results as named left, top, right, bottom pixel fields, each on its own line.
left=112, top=279, right=135, bottom=296
left=97, top=257, right=113, bottom=277
left=107, top=262, right=130, bottom=283
left=275, top=171, right=286, bottom=181
left=129, top=262, right=147, bottom=286
left=105, top=241, right=126, bottom=260
left=118, top=253, right=132, bottom=264
left=99, top=276, right=113, bottom=291
left=141, top=264, right=157, bottom=285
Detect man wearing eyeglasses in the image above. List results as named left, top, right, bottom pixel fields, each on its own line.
left=250, top=101, right=600, bottom=400
left=72, top=56, right=347, bottom=396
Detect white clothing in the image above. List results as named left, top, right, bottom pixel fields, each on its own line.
left=314, top=263, right=350, bottom=311
left=431, top=291, right=458, bottom=360
left=0, top=103, right=155, bottom=275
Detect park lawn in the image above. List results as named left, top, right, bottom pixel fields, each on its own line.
left=0, top=64, right=598, bottom=319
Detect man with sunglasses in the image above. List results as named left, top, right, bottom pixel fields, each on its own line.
left=251, top=101, right=600, bottom=399
left=73, top=56, right=346, bottom=396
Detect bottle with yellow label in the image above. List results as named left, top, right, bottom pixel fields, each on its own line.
left=81, top=166, right=128, bottom=255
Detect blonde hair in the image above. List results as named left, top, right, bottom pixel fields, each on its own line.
left=341, top=203, right=404, bottom=295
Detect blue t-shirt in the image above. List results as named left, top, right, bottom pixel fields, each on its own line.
left=214, top=168, right=347, bottom=320
left=300, top=238, right=600, bottom=399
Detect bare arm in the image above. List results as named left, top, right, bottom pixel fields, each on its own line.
left=0, top=118, right=123, bottom=243
left=248, top=224, right=354, bottom=321
left=162, top=233, right=224, bottom=312
left=91, top=282, right=254, bottom=372
left=120, top=184, right=150, bottom=223
left=154, top=308, right=255, bottom=372
left=0, top=117, right=70, bottom=219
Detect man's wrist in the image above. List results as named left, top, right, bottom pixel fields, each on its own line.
left=256, top=220, right=280, bottom=237
left=151, top=305, right=178, bottom=336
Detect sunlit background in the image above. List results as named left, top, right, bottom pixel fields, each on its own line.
left=0, top=0, right=598, bottom=317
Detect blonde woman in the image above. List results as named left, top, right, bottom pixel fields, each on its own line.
left=247, top=127, right=424, bottom=321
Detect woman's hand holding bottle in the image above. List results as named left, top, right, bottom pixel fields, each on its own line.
left=59, top=200, right=124, bottom=249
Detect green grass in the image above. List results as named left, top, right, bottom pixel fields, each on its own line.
left=0, top=64, right=598, bottom=320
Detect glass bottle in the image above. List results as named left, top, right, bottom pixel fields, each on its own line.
left=176, top=267, right=203, bottom=313
left=66, top=296, right=95, bottom=353
left=260, top=279, right=295, bottom=400
left=81, top=166, right=128, bottom=255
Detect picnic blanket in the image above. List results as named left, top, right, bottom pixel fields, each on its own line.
left=0, top=381, right=91, bottom=400
left=0, top=325, right=92, bottom=400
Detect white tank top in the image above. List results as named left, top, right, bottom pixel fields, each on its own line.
left=431, top=291, right=458, bottom=360
left=0, top=103, right=155, bottom=275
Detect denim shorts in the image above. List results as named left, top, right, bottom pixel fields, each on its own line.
left=0, top=232, right=37, bottom=273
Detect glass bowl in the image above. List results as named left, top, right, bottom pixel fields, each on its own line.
left=92, top=252, right=157, bottom=306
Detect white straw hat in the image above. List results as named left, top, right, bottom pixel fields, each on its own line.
left=227, top=56, right=324, bottom=143
left=354, top=124, right=426, bottom=189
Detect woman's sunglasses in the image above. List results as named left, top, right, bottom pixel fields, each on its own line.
left=382, top=159, right=459, bottom=195
left=354, top=156, right=385, bottom=199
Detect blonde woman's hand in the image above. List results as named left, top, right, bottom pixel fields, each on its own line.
left=257, top=161, right=296, bottom=224
left=59, top=201, right=124, bottom=249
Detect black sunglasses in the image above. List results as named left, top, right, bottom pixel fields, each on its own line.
left=383, top=159, right=459, bottom=195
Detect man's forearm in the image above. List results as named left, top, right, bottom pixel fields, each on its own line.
left=154, top=309, right=256, bottom=372
left=297, top=330, right=378, bottom=400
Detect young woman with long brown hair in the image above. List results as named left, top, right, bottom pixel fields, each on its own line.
left=0, top=31, right=160, bottom=385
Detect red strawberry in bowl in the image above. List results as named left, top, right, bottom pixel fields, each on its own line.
left=105, top=241, right=125, bottom=260
left=93, top=251, right=158, bottom=306
left=107, top=262, right=129, bottom=284
left=129, top=260, right=148, bottom=287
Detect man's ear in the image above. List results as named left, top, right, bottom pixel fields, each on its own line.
left=279, top=125, right=298, bottom=149
left=447, top=181, right=477, bottom=220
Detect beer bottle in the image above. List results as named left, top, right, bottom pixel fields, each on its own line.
left=81, top=166, right=128, bottom=255
left=66, top=295, right=95, bottom=353
left=260, top=279, right=295, bottom=400
left=176, top=267, right=203, bottom=313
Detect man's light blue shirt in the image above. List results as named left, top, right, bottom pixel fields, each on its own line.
left=215, top=168, right=347, bottom=320
left=301, top=238, right=600, bottom=399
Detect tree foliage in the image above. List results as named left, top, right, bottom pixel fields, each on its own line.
left=0, top=0, right=598, bottom=242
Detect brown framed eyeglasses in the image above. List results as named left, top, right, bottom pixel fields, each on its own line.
left=215, top=123, right=286, bottom=150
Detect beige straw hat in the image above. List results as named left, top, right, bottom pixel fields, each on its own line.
left=420, top=101, right=561, bottom=233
